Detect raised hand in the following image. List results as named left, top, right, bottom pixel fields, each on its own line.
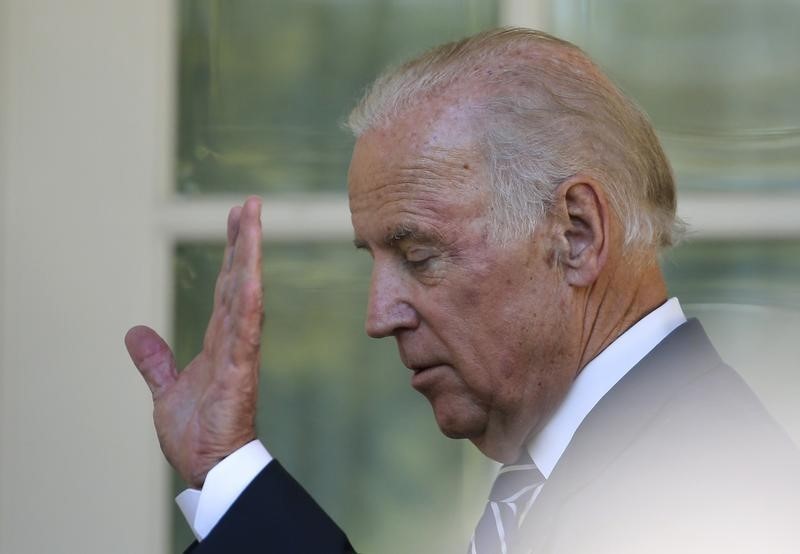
left=125, top=197, right=264, bottom=488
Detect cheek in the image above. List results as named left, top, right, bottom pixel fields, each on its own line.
left=475, top=280, right=568, bottom=394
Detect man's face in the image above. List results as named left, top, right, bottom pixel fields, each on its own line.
left=348, top=108, right=579, bottom=462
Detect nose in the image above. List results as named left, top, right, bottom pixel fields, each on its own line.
left=365, top=260, right=419, bottom=338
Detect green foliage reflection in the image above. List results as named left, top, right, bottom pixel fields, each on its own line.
left=174, top=243, right=475, bottom=553
left=177, top=0, right=497, bottom=194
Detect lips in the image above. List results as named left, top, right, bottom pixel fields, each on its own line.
left=398, top=346, right=447, bottom=377
left=406, top=361, right=442, bottom=374
left=408, top=363, right=447, bottom=392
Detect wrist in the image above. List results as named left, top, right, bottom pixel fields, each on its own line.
left=182, top=433, right=259, bottom=488
left=177, top=440, right=273, bottom=540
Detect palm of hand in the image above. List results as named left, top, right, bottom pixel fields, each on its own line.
left=126, top=198, right=263, bottom=488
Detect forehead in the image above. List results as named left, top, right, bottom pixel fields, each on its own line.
left=348, top=104, right=490, bottom=240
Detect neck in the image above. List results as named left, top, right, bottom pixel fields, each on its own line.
left=575, top=256, right=668, bottom=374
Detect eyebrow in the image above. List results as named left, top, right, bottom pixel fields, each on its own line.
left=353, top=223, right=437, bottom=251
left=385, top=224, right=422, bottom=245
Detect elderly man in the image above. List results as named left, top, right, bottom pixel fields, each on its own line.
left=126, top=28, right=800, bottom=553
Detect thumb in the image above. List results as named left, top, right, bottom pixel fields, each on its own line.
left=125, top=325, right=178, bottom=399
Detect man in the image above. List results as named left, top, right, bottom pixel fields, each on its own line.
left=126, top=28, right=800, bottom=553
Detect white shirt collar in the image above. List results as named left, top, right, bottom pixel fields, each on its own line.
left=527, top=297, right=687, bottom=478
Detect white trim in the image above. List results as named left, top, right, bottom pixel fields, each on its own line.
left=678, top=191, right=800, bottom=239
left=160, top=195, right=352, bottom=241
left=500, top=0, right=551, bottom=29
left=157, top=191, right=800, bottom=242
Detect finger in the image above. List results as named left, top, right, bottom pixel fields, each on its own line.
left=224, top=205, right=243, bottom=272
left=230, top=277, right=264, bottom=368
left=214, top=205, right=243, bottom=310
left=208, top=198, right=262, bottom=349
left=125, top=325, right=178, bottom=399
left=228, top=199, right=264, bottom=367
left=231, top=196, right=263, bottom=280
left=227, top=199, right=264, bottom=366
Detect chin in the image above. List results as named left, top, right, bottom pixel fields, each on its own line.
left=430, top=396, right=527, bottom=463
left=429, top=395, right=488, bottom=440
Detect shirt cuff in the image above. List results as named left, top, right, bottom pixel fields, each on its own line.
left=175, top=440, right=273, bottom=541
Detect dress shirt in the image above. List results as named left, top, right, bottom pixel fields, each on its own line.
left=177, top=298, right=687, bottom=542
left=177, top=440, right=273, bottom=540
left=528, top=297, right=686, bottom=477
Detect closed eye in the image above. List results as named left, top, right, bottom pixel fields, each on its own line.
left=404, top=248, right=436, bottom=269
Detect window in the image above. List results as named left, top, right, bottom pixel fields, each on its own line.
left=170, top=1, right=800, bottom=552
left=550, top=0, right=800, bottom=191
left=546, top=0, right=800, bottom=449
left=173, top=2, right=498, bottom=552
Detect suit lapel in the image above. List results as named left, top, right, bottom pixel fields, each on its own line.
left=517, top=319, right=724, bottom=553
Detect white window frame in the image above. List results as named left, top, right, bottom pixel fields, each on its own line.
left=158, top=189, right=800, bottom=242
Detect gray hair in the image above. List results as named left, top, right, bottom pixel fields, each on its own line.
left=347, top=27, right=683, bottom=250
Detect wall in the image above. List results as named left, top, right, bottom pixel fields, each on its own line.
left=0, top=1, right=172, bottom=552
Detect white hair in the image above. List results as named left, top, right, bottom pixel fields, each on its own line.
left=347, top=27, right=683, bottom=250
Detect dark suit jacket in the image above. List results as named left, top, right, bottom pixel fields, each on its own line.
left=190, top=320, right=800, bottom=553
left=517, top=319, right=800, bottom=553
left=185, top=461, right=354, bottom=553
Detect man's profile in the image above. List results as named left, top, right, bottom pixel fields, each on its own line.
left=126, top=28, right=800, bottom=553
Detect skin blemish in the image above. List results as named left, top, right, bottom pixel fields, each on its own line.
left=463, top=163, right=470, bottom=170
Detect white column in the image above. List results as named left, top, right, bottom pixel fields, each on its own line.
left=0, top=1, right=173, bottom=552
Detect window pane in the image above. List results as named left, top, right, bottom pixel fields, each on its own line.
left=177, top=0, right=497, bottom=195
left=551, top=0, right=800, bottom=190
left=173, top=242, right=485, bottom=553
left=662, top=240, right=800, bottom=447
left=663, top=240, right=800, bottom=308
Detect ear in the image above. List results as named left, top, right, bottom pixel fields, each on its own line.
left=553, top=176, right=609, bottom=287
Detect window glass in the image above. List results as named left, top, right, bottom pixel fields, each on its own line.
left=172, top=2, right=800, bottom=551
left=663, top=240, right=800, bottom=448
left=174, top=1, right=498, bottom=550
left=551, top=0, right=800, bottom=190
left=171, top=240, right=800, bottom=550
left=663, top=240, right=800, bottom=308
left=177, top=0, right=497, bottom=194
left=173, top=242, right=487, bottom=553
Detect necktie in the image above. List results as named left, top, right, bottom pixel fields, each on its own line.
left=468, top=451, right=545, bottom=554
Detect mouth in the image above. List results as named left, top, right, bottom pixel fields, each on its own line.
left=406, top=359, right=444, bottom=375
left=408, top=363, right=435, bottom=374
left=409, top=364, right=444, bottom=390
